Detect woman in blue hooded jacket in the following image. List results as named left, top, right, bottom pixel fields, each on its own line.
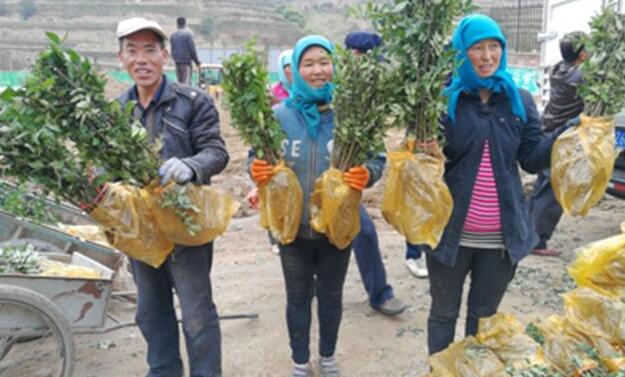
left=423, top=14, right=576, bottom=355
left=249, top=35, right=384, bottom=377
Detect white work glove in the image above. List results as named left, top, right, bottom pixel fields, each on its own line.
left=158, top=157, right=194, bottom=185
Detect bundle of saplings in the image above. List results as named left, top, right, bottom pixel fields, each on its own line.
left=367, top=0, right=470, bottom=248
left=222, top=41, right=302, bottom=244
left=310, top=46, right=393, bottom=249
left=552, top=5, right=625, bottom=216
left=0, top=34, right=236, bottom=267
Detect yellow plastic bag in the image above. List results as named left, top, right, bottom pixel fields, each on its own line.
left=39, top=259, right=102, bottom=279
left=56, top=224, right=112, bottom=247
left=429, top=337, right=508, bottom=377
left=89, top=183, right=174, bottom=268
left=258, top=161, right=303, bottom=244
left=310, top=168, right=361, bottom=250
left=563, top=287, right=625, bottom=345
left=382, top=149, right=453, bottom=249
left=568, top=233, right=625, bottom=296
left=149, top=183, right=240, bottom=246
left=551, top=115, right=617, bottom=216
left=476, top=313, right=545, bottom=368
left=534, top=315, right=606, bottom=375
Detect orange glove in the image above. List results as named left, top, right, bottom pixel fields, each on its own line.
left=343, top=166, right=370, bottom=191
left=250, top=159, right=275, bottom=186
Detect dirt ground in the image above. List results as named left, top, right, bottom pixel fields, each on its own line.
left=64, top=99, right=625, bottom=377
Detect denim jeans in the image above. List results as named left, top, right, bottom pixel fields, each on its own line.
left=279, top=237, right=351, bottom=364
left=351, top=206, right=394, bottom=309
left=405, top=242, right=423, bottom=260
left=529, top=167, right=563, bottom=249
left=426, top=247, right=516, bottom=355
left=132, top=243, right=222, bottom=377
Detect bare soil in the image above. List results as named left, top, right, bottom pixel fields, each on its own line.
left=50, top=101, right=625, bottom=377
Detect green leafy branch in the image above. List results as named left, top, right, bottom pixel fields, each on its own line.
left=580, top=4, right=625, bottom=117
left=332, top=46, right=393, bottom=171
left=222, top=40, right=285, bottom=164
left=366, top=0, right=473, bottom=144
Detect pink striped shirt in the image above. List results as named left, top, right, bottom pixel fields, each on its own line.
left=463, top=140, right=502, bottom=233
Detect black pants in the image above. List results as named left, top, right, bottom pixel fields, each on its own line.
left=175, top=62, right=192, bottom=85
left=529, top=167, right=563, bottom=249
left=279, top=237, right=351, bottom=364
left=426, top=247, right=516, bottom=355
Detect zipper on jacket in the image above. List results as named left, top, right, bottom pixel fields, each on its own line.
left=163, top=117, right=189, bottom=135
left=308, top=136, right=318, bottom=239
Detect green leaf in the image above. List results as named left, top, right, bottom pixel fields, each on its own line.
left=45, top=32, right=61, bottom=45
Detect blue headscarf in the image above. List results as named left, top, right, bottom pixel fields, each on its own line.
left=277, top=49, right=293, bottom=91
left=445, top=14, right=526, bottom=123
left=286, top=35, right=335, bottom=139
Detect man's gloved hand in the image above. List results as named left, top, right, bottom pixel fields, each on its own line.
left=250, top=159, right=275, bottom=186
left=159, top=157, right=194, bottom=185
left=343, top=166, right=370, bottom=191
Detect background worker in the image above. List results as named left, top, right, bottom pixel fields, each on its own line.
left=170, top=16, right=201, bottom=84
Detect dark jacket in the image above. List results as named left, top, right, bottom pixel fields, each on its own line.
left=118, top=78, right=229, bottom=184
left=425, top=89, right=565, bottom=267
left=542, top=61, right=584, bottom=132
left=170, top=28, right=200, bottom=66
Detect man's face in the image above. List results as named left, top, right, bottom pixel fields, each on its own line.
left=118, top=30, right=168, bottom=92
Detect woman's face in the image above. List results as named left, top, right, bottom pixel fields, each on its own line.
left=467, top=38, right=502, bottom=78
left=298, top=46, right=333, bottom=88
left=284, top=64, right=292, bottom=84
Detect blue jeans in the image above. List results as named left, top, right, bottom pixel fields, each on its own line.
left=426, top=247, right=516, bottom=355
left=352, top=206, right=394, bottom=309
left=405, top=242, right=422, bottom=260
left=132, top=243, right=222, bottom=377
left=529, top=167, right=563, bottom=249
left=279, top=237, right=351, bottom=364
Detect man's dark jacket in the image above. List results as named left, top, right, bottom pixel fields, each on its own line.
left=542, top=61, right=584, bottom=132
left=118, top=79, right=228, bottom=184
left=170, top=28, right=200, bottom=66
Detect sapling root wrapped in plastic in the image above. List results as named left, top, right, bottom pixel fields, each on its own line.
left=368, top=0, right=467, bottom=248
left=309, top=46, right=392, bottom=249
left=551, top=8, right=625, bottom=216
left=382, top=140, right=452, bottom=248
left=223, top=41, right=302, bottom=244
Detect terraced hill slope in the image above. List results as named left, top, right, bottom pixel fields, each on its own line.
left=0, top=0, right=368, bottom=70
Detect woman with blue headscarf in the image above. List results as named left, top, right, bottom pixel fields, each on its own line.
left=423, top=14, right=576, bottom=355
left=249, top=35, right=384, bottom=377
left=271, top=49, right=293, bottom=104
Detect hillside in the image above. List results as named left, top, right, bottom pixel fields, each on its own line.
left=0, top=0, right=370, bottom=70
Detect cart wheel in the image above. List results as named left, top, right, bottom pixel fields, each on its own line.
left=0, top=284, right=75, bottom=377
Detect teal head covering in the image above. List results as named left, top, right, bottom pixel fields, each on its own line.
left=445, top=14, right=526, bottom=123
left=277, top=49, right=293, bottom=91
left=287, top=35, right=335, bottom=139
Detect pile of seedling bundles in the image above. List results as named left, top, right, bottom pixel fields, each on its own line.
left=0, top=33, right=238, bottom=268
left=551, top=5, right=625, bottom=217
left=425, top=222, right=625, bottom=377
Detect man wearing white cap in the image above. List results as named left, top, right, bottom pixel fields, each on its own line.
left=116, top=17, right=228, bottom=377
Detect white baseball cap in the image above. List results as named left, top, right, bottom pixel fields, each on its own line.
left=116, top=17, right=167, bottom=41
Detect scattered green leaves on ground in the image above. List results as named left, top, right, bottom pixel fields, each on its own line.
left=222, top=40, right=285, bottom=164
left=332, top=46, right=393, bottom=171
left=580, top=4, right=625, bottom=117
left=366, top=0, right=473, bottom=145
